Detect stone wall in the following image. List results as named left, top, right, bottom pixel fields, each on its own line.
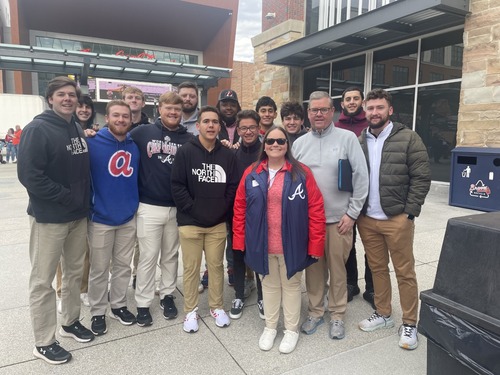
left=251, top=19, right=304, bottom=118
left=458, top=0, right=500, bottom=147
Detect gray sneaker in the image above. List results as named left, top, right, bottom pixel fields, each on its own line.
left=359, top=311, right=395, bottom=332
left=329, top=320, right=345, bottom=339
left=301, top=316, right=324, bottom=335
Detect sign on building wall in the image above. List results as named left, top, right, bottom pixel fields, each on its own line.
left=91, top=78, right=173, bottom=104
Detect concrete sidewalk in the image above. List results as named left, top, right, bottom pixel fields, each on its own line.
left=0, top=163, right=479, bottom=375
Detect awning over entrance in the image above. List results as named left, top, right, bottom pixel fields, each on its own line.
left=267, top=0, right=470, bottom=67
left=0, top=43, right=231, bottom=90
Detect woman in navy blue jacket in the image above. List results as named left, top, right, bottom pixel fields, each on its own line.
left=233, top=126, right=325, bottom=354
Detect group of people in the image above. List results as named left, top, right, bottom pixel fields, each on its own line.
left=1, top=125, right=22, bottom=163
left=17, top=75, right=430, bottom=366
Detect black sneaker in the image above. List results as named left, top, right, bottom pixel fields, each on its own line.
left=201, top=270, right=209, bottom=289
left=110, top=307, right=136, bottom=325
left=257, top=299, right=265, bottom=320
left=347, top=284, right=360, bottom=302
left=363, top=290, right=376, bottom=310
left=159, top=295, right=178, bottom=320
left=33, top=341, right=72, bottom=365
left=136, top=307, right=153, bottom=327
left=59, top=320, right=95, bottom=343
left=91, top=315, right=107, bottom=336
left=229, top=298, right=244, bottom=319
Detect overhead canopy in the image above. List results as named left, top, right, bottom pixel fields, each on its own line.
left=267, top=0, right=470, bottom=67
left=0, top=43, right=231, bottom=90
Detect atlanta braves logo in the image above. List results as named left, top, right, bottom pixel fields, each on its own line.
left=108, top=150, right=134, bottom=177
left=288, top=183, right=305, bottom=200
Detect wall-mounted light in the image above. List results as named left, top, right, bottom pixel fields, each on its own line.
left=265, top=12, right=276, bottom=19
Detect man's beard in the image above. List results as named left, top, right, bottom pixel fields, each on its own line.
left=183, top=104, right=197, bottom=115
left=343, top=106, right=362, bottom=117
left=368, top=115, right=389, bottom=130
left=221, top=114, right=236, bottom=125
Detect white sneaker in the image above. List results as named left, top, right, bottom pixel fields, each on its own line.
left=198, top=282, right=204, bottom=293
left=56, top=298, right=62, bottom=314
left=259, top=327, right=277, bottom=351
left=359, top=311, right=394, bottom=332
left=398, top=324, right=418, bottom=350
left=80, top=293, right=90, bottom=307
left=279, top=330, right=299, bottom=354
left=210, top=308, right=230, bottom=328
left=183, top=307, right=199, bottom=333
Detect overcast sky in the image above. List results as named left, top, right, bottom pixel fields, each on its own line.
left=234, top=0, right=262, bottom=62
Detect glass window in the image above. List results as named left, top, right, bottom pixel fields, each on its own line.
left=331, top=55, right=365, bottom=98
left=388, top=88, right=415, bottom=130
left=415, top=82, right=460, bottom=182
left=306, top=0, right=320, bottom=35
left=392, top=66, right=409, bottom=86
left=372, top=41, right=418, bottom=89
left=373, top=63, right=385, bottom=85
left=419, top=30, right=463, bottom=84
left=303, top=64, right=331, bottom=100
left=35, top=36, right=198, bottom=64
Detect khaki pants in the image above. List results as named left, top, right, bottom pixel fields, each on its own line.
left=179, top=223, right=226, bottom=313
left=305, top=223, right=352, bottom=321
left=357, top=213, right=418, bottom=325
left=56, top=241, right=90, bottom=297
left=261, top=255, right=302, bottom=332
left=135, top=203, right=180, bottom=307
left=88, top=218, right=136, bottom=316
left=29, top=217, right=87, bottom=346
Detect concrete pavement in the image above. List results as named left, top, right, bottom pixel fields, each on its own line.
left=0, top=162, right=480, bottom=374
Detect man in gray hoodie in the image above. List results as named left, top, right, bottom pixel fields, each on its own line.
left=292, top=91, right=368, bottom=341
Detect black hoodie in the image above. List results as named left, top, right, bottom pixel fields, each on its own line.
left=130, top=112, right=150, bottom=130
left=171, top=137, right=239, bottom=227
left=130, top=119, right=194, bottom=207
left=17, top=110, right=90, bottom=223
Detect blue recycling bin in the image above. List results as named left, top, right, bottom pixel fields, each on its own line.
left=449, top=147, right=500, bottom=211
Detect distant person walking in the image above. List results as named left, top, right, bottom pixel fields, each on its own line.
left=5, top=128, right=15, bottom=163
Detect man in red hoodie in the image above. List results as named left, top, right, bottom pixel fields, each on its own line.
left=334, top=87, right=374, bottom=309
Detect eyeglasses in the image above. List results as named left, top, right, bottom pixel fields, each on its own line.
left=308, top=107, right=331, bottom=115
left=238, top=125, right=258, bottom=132
left=265, top=138, right=287, bottom=146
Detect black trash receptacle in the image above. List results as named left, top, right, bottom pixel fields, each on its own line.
left=449, top=147, right=500, bottom=211
left=419, top=212, right=500, bottom=375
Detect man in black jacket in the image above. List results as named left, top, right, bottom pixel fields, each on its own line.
left=18, top=76, right=94, bottom=365
left=131, top=92, right=193, bottom=327
left=229, top=110, right=264, bottom=320
left=171, top=106, right=239, bottom=333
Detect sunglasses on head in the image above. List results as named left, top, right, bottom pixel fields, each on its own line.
left=265, top=138, right=287, bottom=146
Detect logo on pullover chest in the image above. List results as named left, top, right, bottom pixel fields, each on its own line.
left=146, top=136, right=181, bottom=164
left=192, top=163, right=226, bottom=183
left=67, top=137, right=88, bottom=155
left=108, top=150, right=134, bottom=177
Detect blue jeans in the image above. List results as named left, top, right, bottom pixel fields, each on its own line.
left=6, top=143, right=15, bottom=162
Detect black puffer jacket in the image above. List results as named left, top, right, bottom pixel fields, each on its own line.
left=359, top=122, right=430, bottom=217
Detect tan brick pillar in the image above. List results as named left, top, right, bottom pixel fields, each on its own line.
left=458, top=0, right=500, bottom=147
left=251, top=20, right=304, bottom=116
